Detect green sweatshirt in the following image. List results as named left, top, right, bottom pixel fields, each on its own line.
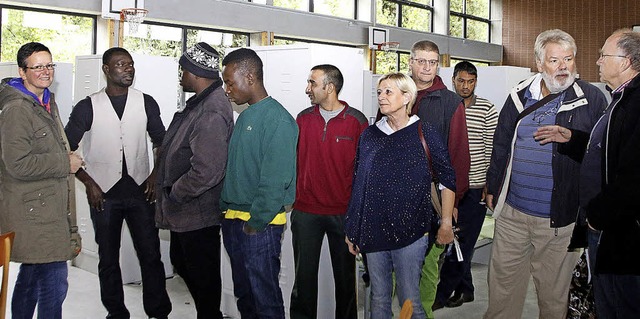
left=220, top=96, right=298, bottom=231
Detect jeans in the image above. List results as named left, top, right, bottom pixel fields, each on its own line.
left=91, top=198, right=171, bottom=319
left=170, top=226, right=222, bottom=319
left=366, top=236, right=428, bottom=319
left=588, top=228, right=640, bottom=319
left=12, top=261, right=68, bottom=319
left=221, top=219, right=285, bottom=319
left=289, top=210, right=356, bottom=319
left=436, top=188, right=486, bottom=303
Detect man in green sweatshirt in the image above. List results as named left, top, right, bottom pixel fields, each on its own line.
left=220, top=48, right=298, bottom=319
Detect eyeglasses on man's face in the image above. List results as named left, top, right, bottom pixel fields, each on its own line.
left=24, top=63, right=56, bottom=72
left=411, top=58, right=439, bottom=67
left=598, top=52, right=627, bottom=60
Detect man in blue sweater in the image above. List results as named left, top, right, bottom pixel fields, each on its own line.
left=220, top=48, right=298, bottom=319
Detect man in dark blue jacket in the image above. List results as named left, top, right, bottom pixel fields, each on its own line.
left=534, top=28, right=640, bottom=319
left=484, top=29, right=607, bottom=319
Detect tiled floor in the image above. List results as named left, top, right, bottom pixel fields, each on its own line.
left=4, top=260, right=540, bottom=318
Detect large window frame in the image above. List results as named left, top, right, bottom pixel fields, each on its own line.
left=449, top=0, right=491, bottom=42
left=122, top=20, right=249, bottom=59
left=0, top=5, right=97, bottom=62
left=252, top=0, right=359, bottom=20
left=377, top=0, right=434, bottom=32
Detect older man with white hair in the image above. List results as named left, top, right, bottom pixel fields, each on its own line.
left=483, top=29, right=607, bottom=319
left=534, top=28, right=640, bottom=318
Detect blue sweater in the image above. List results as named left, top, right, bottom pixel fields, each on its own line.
left=345, top=121, right=455, bottom=253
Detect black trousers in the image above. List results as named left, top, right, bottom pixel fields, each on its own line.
left=435, top=188, right=487, bottom=303
left=170, top=225, right=222, bottom=319
left=289, top=209, right=357, bottom=319
left=91, top=198, right=171, bottom=319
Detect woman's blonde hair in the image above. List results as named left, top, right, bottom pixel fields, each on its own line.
left=377, top=72, right=418, bottom=115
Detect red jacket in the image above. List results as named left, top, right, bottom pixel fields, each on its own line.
left=294, top=102, right=368, bottom=215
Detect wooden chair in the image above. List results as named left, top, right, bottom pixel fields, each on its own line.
left=0, top=232, right=15, bottom=319
left=399, top=299, right=413, bottom=319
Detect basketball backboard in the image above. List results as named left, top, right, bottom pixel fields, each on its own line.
left=101, top=0, right=145, bottom=20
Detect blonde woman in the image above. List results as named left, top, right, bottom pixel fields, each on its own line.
left=345, top=72, right=455, bottom=318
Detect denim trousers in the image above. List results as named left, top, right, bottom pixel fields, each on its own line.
left=221, top=219, right=285, bottom=319
left=91, top=198, right=171, bottom=319
left=12, top=261, right=68, bottom=319
left=289, top=210, right=356, bottom=319
left=588, top=228, right=640, bottom=319
left=436, top=188, right=486, bottom=303
left=366, top=235, right=428, bottom=319
left=170, top=226, right=222, bottom=319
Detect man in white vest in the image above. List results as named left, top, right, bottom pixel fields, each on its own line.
left=65, top=47, right=171, bottom=319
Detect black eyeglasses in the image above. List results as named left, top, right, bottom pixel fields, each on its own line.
left=24, top=63, right=56, bottom=71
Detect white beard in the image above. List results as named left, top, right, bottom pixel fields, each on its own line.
left=541, top=70, right=577, bottom=93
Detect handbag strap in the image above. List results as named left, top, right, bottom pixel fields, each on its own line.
left=515, top=91, right=561, bottom=123
left=417, top=121, right=435, bottom=180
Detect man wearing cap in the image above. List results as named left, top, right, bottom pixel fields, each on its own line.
left=155, top=42, right=234, bottom=319
left=65, top=47, right=171, bottom=319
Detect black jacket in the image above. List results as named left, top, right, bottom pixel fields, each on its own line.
left=487, top=75, right=607, bottom=228
left=571, top=74, right=640, bottom=275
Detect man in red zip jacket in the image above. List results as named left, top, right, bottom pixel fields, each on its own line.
left=289, top=64, right=368, bottom=319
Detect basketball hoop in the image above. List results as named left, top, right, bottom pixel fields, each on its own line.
left=120, top=8, right=148, bottom=35
left=376, top=41, right=400, bottom=52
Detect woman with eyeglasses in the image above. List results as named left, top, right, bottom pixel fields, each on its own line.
left=0, top=42, right=83, bottom=318
left=344, top=72, right=456, bottom=319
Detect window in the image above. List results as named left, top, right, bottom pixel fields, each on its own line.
left=1, top=7, right=95, bottom=63
left=124, top=23, right=183, bottom=58
left=273, top=38, right=299, bottom=45
left=450, top=0, right=491, bottom=42
left=374, top=50, right=410, bottom=74
left=377, top=0, right=433, bottom=32
left=273, top=0, right=309, bottom=11
left=123, top=22, right=248, bottom=59
left=186, top=30, right=248, bottom=58
left=271, top=0, right=356, bottom=19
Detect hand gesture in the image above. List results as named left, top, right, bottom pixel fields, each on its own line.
left=533, top=125, right=572, bottom=145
